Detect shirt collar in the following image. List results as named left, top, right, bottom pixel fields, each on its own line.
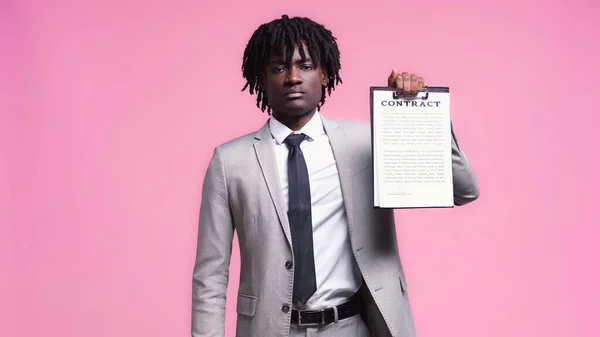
left=269, top=110, right=326, bottom=145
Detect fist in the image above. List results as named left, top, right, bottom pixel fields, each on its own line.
left=387, top=69, right=427, bottom=96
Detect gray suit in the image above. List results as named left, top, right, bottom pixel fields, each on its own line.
left=192, top=116, right=479, bottom=337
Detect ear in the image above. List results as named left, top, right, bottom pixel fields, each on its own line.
left=320, top=70, right=328, bottom=86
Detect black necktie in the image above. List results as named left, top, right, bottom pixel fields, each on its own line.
left=284, top=133, right=316, bottom=305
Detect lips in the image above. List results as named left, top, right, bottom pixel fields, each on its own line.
left=284, top=89, right=304, bottom=98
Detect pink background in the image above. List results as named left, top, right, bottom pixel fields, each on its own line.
left=3, top=0, right=600, bottom=336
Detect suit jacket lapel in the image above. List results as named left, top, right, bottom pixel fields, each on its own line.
left=253, top=121, right=292, bottom=248
left=321, top=117, right=356, bottom=241
left=252, top=117, right=357, bottom=250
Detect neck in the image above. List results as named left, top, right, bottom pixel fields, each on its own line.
left=272, top=108, right=317, bottom=131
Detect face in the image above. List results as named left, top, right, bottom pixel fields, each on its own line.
left=262, top=41, right=328, bottom=119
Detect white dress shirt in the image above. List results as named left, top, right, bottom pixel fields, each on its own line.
left=269, top=111, right=362, bottom=310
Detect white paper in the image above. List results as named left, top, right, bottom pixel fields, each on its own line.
left=372, top=87, right=453, bottom=208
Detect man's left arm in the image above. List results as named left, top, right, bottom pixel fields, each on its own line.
left=449, top=123, right=479, bottom=205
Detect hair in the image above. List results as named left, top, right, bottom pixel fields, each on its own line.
left=241, top=14, right=343, bottom=114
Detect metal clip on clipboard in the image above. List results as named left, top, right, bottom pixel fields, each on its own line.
left=392, top=88, right=429, bottom=100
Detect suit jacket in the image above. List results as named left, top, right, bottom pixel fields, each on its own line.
left=191, top=116, right=479, bottom=337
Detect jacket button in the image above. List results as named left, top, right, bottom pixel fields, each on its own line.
left=281, top=304, right=290, bottom=313
left=285, top=260, right=293, bottom=270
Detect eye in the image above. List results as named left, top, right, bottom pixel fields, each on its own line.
left=271, top=66, right=286, bottom=73
left=300, top=64, right=314, bottom=71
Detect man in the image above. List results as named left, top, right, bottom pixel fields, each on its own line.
left=192, top=14, right=479, bottom=337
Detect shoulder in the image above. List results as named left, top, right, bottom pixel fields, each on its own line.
left=329, top=118, right=372, bottom=146
left=205, top=123, right=267, bottom=172
left=217, top=130, right=258, bottom=152
left=208, top=130, right=259, bottom=165
left=326, top=118, right=373, bottom=170
left=335, top=119, right=371, bottom=130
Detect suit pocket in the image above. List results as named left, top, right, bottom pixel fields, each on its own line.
left=236, top=293, right=257, bottom=317
left=398, top=270, right=408, bottom=293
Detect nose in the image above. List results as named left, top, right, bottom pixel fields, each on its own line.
left=285, top=66, right=302, bottom=85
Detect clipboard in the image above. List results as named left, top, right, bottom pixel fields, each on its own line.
left=370, top=86, right=454, bottom=209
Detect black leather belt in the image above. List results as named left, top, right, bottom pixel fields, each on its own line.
left=290, top=295, right=361, bottom=326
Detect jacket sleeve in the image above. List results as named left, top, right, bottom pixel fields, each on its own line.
left=191, top=146, right=234, bottom=337
left=450, top=123, right=480, bottom=206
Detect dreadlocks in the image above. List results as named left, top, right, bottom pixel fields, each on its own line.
left=241, top=15, right=343, bottom=114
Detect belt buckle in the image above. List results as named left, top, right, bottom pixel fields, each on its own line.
left=297, top=309, right=324, bottom=327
